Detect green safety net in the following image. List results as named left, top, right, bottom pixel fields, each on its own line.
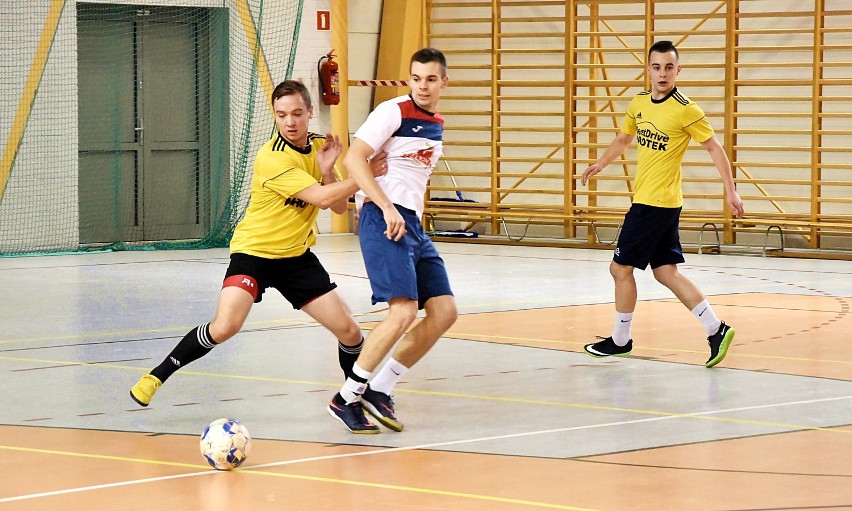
left=0, top=1, right=303, bottom=256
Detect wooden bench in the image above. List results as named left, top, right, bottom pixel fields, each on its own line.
left=424, top=200, right=852, bottom=255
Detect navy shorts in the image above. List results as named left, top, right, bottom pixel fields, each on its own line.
left=613, top=203, right=685, bottom=270
left=224, top=250, right=337, bottom=309
left=358, top=202, right=453, bottom=309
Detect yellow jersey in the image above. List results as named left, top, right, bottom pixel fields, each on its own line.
left=230, top=132, right=338, bottom=258
left=620, top=88, right=715, bottom=207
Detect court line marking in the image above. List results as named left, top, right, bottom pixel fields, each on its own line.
left=1, top=351, right=851, bottom=434
left=2, top=285, right=846, bottom=346
left=444, top=331, right=852, bottom=366
left=0, top=308, right=388, bottom=346
left=2, top=312, right=849, bottom=368
left=0, top=446, right=596, bottom=511
left=3, top=395, right=851, bottom=506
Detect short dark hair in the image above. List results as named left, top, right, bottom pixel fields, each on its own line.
left=271, top=80, right=311, bottom=109
left=410, top=47, right=447, bottom=76
left=648, top=40, right=679, bottom=60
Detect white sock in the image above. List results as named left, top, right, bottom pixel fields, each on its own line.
left=691, top=299, right=722, bottom=336
left=611, top=312, right=633, bottom=346
left=340, top=363, right=371, bottom=404
left=369, top=358, right=408, bottom=395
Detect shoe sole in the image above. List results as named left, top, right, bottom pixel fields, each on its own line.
left=129, top=390, right=150, bottom=407
left=584, top=346, right=632, bottom=358
left=362, top=401, right=404, bottom=432
left=706, top=328, right=735, bottom=368
left=326, top=406, right=381, bottom=434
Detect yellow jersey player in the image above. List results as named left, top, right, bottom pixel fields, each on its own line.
left=581, top=41, right=745, bottom=367
left=131, top=80, right=387, bottom=407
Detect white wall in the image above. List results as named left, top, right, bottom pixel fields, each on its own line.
left=0, top=1, right=79, bottom=253
left=307, top=0, right=383, bottom=233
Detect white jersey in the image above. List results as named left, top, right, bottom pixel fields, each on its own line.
left=353, top=94, right=444, bottom=218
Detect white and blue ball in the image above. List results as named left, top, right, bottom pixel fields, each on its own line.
left=199, top=418, right=252, bottom=470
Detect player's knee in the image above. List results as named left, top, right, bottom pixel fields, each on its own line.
left=652, top=265, right=677, bottom=286
left=609, top=261, right=632, bottom=281
left=209, top=318, right=242, bottom=342
left=427, top=296, right=457, bottom=331
left=338, top=320, right=363, bottom=345
left=388, top=299, right=418, bottom=330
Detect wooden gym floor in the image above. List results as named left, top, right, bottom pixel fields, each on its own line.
left=1, top=235, right=850, bottom=510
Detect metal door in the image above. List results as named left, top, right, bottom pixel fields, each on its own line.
left=78, top=5, right=217, bottom=244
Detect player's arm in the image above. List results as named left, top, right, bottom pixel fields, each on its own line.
left=293, top=135, right=387, bottom=214
left=292, top=177, right=359, bottom=213
left=581, top=131, right=635, bottom=185
left=700, top=135, right=745, bottom=218
left=311, top=133, right=351, bottom=214
left=344, top=138, right=406, bottom=241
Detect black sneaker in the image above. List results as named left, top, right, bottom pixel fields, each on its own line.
left=327, top=393, right=380, bottom=434
left=362, top=385, right=404, bottom=432
left=584, top=336, right=633, bottom=357
left=706, top=321, right=735, bottom=368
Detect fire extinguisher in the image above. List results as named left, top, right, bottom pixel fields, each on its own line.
left=318, top=50, right=340, bottom=106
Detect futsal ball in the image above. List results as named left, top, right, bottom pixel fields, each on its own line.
left=199, top=418, right=252, bottom=470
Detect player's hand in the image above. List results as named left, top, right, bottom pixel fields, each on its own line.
left=382, top=207, right=406, bottom=241
left=316, top=133, right=342, bottom=172
left=369, top=151, right=389, bottom=178
left=727, top=189, right=745, bottom=218
left=581, top=163, right=603, bottom=186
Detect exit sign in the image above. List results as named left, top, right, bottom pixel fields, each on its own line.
left=317, top=10, right=330, bottom=31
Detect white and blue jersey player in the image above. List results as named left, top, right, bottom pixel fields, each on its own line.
left=327, top=48, right=459, bottom=434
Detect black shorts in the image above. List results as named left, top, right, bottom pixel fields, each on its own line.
left=613, top=203, right=685, bottom=270
left=224, top=250, right=337, bottom=309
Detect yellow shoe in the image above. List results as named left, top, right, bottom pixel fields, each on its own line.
left=130, top=374, right=163, bottom=407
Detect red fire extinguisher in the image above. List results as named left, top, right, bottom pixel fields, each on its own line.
left=318, top=50, right=340, bottom=106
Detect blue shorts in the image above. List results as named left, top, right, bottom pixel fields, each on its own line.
left=613, top=203, right=685, bottom=270
left=359, top=202, right=453, bottom=309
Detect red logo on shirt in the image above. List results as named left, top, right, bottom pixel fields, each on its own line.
left=401, top=146, right=435, bottom=166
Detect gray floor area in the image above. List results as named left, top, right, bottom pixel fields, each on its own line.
left=1, top=235, right=851, bottom=459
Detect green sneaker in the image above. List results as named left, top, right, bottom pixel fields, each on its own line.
left=706, top=322, right=735, bottom=368
left=130, top=374, right=163, bottom=406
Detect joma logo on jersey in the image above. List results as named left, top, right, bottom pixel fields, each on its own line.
left=401, top=145, right=436, bottom=166
left=284, top=197, right=308, bottom=208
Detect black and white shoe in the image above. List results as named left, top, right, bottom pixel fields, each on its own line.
left=584, top=336, right=633, bottom=357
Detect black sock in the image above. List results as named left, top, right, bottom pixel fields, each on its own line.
left=338, top=337, right=364, bottom=380
left=151, top=323, right=216, bottom=383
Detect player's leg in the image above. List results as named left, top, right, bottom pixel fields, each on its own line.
left=327, top=298, right=415, bottom=434
left=130, top=278, right=256, bottom=406
left=327, top=203, right=418, bottom=433
left=387, top=294, right=456, bottom=368
left=652, top=264, right=734, bottom=366
left=329, top=297, right=416, bottom=429
left=300, top=289, right=363, bottom=380
left=130, top=255, right=261, bottom=407
left=585, top=205, right=652, bottom=357
left=359, top=294, right=456, bottom=432
left=362, top=239, right=456, bottom=431
left=649, top=213, right=735, bottom=367
left=651, top=264, right=704, bottom=310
